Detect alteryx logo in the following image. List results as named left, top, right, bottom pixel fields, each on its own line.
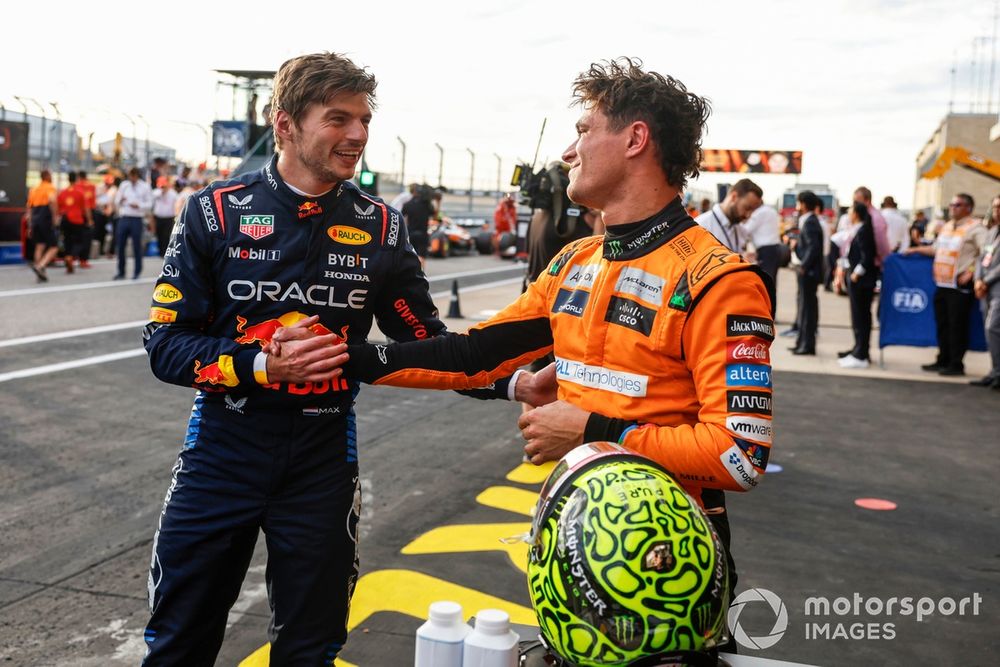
left=726, top=364, right=772, bottom=388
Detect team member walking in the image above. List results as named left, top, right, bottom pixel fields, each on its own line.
left=24, top=170, right=60, bottom=281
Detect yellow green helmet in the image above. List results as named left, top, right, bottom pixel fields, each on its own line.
left=526, top=443, right=728, bottom=666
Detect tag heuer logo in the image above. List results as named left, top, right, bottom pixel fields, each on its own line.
left=228, top=193, right=253, bottom=207
left=354, top=202, right=376, bottom=217
left=239, top=214, right=275, bottom=240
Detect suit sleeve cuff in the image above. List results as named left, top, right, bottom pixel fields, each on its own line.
left=584, top=412, right=636, bottom=444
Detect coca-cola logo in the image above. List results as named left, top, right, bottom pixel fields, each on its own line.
left=727, top=340, right=769, bottom=363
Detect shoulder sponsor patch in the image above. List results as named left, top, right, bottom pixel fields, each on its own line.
left=720, top=444, right=760, bottom=490
left=614, top=267, right=665, bottom=306
left=548, top=248, right=577, bottom=276
left=668, top=272, right=691, bottom=311
left=198, top=194, right=219, bottom=232
left=555, top=357, right=648, bottom=397
left=563, top=264, right=601, bottom=291
left=734, top=438, right=770, bottom=471
left=726, top=339, right=770, bottom=363
left=668, top=236, right=695, bottom=260
left=149, top=307, right=177, bottom=323
left=153, top=284, right=183, bottom=304
left=725, top=415, right=773, bottom=445
left=726, top=364, right=772, bottom=388
left=605, top=295, right=656, bottom=336
left=727, top=389, right=772, bottom=416
left=726, top=314, right=774, bottom=341
left=239, top=215, right=275, bottom=240
left=690, top=249, right=731, bottom=287
left=552, top=288, right=590, bottom=317
left=328, top=225, right=372, bottom=245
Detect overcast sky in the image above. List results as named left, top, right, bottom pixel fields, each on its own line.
left=4, top=0, right=998, bottom=208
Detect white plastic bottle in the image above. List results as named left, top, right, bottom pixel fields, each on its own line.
left=414, top=600, right=472, bottom=667
left=462, top=608, right=519, bottom=667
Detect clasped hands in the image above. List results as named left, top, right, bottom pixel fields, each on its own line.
left=263, top=315, right=588, bottom=464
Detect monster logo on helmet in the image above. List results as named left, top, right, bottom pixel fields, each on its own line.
left=526, top=442, right=729, bottom=666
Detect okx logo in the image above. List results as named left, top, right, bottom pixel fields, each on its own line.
left=727, top=588, right=788, bottom=650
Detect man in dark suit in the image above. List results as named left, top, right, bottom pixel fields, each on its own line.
left=791, top=190, right=824, bottom=355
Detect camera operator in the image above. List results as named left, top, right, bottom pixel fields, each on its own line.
left=524, top=161, right=598, bottom=284
left=402, top=184, right=436, bottom=268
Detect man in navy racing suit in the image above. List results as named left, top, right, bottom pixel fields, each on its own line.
left=141, top=52, right=503, bottom=665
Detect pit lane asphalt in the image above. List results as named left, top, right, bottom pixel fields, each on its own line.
left=0, top=256, right=996, bottom=666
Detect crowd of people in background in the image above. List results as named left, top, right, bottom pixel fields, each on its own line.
left=23, top=161, right=206, bottom=282
left=689, top=179, right=998, bottom=387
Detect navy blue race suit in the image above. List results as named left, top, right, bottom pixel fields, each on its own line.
left=141, top=155, right=492, bottom=665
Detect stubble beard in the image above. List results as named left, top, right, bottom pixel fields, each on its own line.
left=296, top=140, right=348, bottom=186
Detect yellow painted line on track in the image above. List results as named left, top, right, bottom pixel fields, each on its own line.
left=476, top=486, right=538, bottom=517
left=239, top=569, right=534, bottom=667
left=505, top=461, right=555, bottom=485
left=402, top=523, right=531, bottom=574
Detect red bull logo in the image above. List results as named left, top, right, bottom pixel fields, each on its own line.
left=234, top=312, right=349, bottom=347
left=298, top=201, right=323, bottom=219
left=193, top=355, right=239, bottom=388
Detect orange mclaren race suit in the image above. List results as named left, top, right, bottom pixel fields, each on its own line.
left=344, top=196, right=774, bottom=599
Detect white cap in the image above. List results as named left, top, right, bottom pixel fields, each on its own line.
left=473, top=609, right=510, bottom=635
left=428, top=601, right=463, bottom=625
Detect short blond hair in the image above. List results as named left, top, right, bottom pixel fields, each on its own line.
left=269, top=52, right=377, bottom=150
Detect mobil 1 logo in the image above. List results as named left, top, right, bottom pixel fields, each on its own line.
left=605, top=295, right=656, bottom=336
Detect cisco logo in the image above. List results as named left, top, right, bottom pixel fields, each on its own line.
left=892, top=288, right=928, bottom=314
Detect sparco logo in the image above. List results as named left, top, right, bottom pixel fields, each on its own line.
left=727, top=390, right=772, bottom=416
left=199, top=195, right=218, bottom=232
left=228, top=246, right=280, bottom=261
left=387, top=211, right=400, bottom=246
left=727, top=340, right=770, bottom=363
left=227, top=280, right=367, bottom=309
left=726, top=315, right=774, bottom=341
left=892, top=287, right=928, bottom=314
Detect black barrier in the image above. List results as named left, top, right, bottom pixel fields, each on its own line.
left=0, top=121, right=29, bottom=261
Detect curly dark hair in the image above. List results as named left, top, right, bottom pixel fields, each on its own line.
left=571, top=57, right=711, bottom=189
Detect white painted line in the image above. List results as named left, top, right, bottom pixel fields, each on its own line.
left=0, top=277, right=156, bottom=298
left=0, top=349, right=146, bottom=383
left=0, top=277, right=524, bottom=382
left=0, top=320, right=147, bottom=349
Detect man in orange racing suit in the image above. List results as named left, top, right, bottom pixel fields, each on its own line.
left=278, top=60, right=773, bottom=650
